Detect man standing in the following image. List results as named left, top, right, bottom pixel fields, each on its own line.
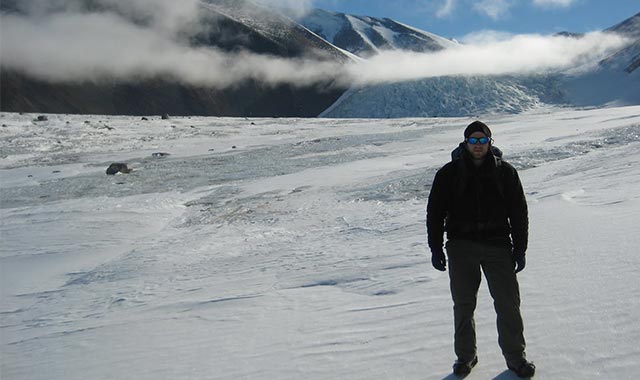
left=426, top=121, right=535, bottom=378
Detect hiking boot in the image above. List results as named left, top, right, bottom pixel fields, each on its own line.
left=508, top=359, right=536, bottom=378
left=452, top=356, right=478, bottom=377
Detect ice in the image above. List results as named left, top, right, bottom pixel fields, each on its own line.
left=1, top=106, right=640, bottom=379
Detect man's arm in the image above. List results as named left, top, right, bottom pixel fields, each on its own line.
left=427, top=167, right=449, bottom=270
left=507, top=168, right=529, bottom=257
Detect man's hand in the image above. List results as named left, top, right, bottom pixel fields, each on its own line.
left=431, top=249, right=447, bottom=271
left=513, top=251, right=526, bottom=273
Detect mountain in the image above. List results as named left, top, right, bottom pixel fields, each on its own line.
left=300, top=9, right=456, bottom=57
left=602, top=12, right=640, bottom=73
left=561, top=12, right=640, bottom=107
left=321, top=13, right=640, bottom=118
left=0, top=0, right=350, bottom=117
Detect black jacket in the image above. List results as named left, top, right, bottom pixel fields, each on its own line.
left=427, top=147, right=528, bottom=255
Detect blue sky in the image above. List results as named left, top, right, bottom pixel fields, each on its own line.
left=311, top=0, right=638, bottom=39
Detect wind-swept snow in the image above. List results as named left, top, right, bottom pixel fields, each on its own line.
left=1, top=107, right=640, bottom=379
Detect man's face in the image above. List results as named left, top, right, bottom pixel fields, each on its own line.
left=466, top=131, right=490, bottom=160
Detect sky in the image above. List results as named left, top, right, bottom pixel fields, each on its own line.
left=311, top=0, right=639, bottom=39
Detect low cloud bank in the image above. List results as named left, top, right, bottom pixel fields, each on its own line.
left=1, top=11, right=342, bottom=88
left=347, top=32, right=629, bottom=85
left=0, top=1, right=629, bottom=89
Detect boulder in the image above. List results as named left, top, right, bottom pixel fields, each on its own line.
left=106, top=163, right=133, bottom=175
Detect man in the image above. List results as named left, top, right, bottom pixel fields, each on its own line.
left=426, top=121, right=535, bottom=378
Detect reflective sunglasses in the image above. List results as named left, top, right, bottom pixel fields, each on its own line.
left=466, top=137, right=491, bottom=145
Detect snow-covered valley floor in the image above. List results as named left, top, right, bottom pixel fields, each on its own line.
left=1, top=107, right=640, bottom=379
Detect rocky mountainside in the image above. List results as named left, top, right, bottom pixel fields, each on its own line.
left=300, top=9, right=456, bottom=57
left=0, top=0, right=350, bottom=117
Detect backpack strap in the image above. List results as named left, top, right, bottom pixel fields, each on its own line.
left=494, top=156, right=505, bottom=199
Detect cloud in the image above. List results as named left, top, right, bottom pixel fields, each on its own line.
left=473, top=0, right=513, bottom=20
left=0, top=0, right=344, bottom=88
left=532, top=0, right=578, bottom=8
left=0, top=11, right=342, bottom=88
left=345, top=32, right=629, bottom=85
left=436, top=0, right=456, bottom=18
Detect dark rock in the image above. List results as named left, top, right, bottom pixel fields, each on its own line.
left=106, top=163, right=133, bottom=175
left=161, top=114, right=170, bottom=120
left=36, top=115, right=48, bottom=121
left=141, top=117, right=149, bottom=121
left=151, top=152, right=170, bottom=158
left=232, top=146, right=237, bottom=149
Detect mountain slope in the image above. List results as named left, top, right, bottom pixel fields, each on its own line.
left=602, top=12, right=640, bottom=73
left=321, top=75, right=565, bottom=118
left=561, top=13, right=640, bottom=107
left=300, top=9, right=456, bottom=57
left=0, top=0, right=349, bottom=117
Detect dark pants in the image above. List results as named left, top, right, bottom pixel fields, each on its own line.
left=446, top=239, right=526, bottom=365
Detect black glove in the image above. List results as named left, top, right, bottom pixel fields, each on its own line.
left=431, top=249, right=446, bottom=271
left=513, top=251, right=526, bottom=273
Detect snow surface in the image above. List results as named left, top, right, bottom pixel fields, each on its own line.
left=1, top=107, right=640, bottom=379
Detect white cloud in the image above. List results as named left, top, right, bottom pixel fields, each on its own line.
left=436, top=0, right=457, bottom=18
left=346, top=32, right=629, bottom=85
left=473, top=0, right=513, bottom=20
left=0, top=11, right=342, bottom=88
left=532, top=0, right=578, bottom=8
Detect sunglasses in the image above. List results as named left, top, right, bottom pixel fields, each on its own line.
left=466, top=137, right=491, bottom=145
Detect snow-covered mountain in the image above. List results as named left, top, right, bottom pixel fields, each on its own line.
left=560, top=13, right=640, bottom=108
left=300, top=9, right=456, bottom=57
left=602, top=12, right=640, bottom=73
left=2, top=106, right=640, bottom=379
left=321, top=13, right=640, bottom=118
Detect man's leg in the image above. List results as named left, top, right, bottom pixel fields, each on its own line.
left=446, top=239, right=482, bottom=362
left=481, top=244, right=526, bottom=366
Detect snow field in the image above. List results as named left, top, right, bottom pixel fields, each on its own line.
left=1, top=106, right=640, bottom=379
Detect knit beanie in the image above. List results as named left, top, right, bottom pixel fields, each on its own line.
left=464, top=121, right=492, bottom=138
